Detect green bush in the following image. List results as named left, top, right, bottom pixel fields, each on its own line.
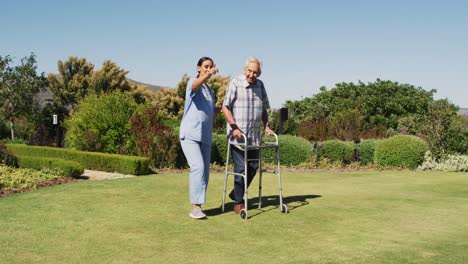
left=261, top=135, right=312, bottom=166
left=275, top=135, right=312, bottom=166
left=374, top=135, right=428, bottom=169
left=318, top=140, right=354, bottom=163
left=357, top=140, right=377, bottom=165
left=17, top=155, right=83, bottom=178
left=6, top=144, right=151, bottom=175
left=64, top=91, right=142, bottom=155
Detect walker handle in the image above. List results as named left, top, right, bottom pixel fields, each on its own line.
left=229, top=132, right=248, bottom=148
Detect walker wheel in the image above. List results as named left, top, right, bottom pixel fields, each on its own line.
left=281, top=204, right=288, bottom=214
left=240, top=209, right=248, bottom=220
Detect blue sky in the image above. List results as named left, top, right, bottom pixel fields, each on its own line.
left=2, top=0, right=467, bottom=108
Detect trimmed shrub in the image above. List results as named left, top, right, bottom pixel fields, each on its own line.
left=263, top=135, right=313, bottom=166
left=17, top=155, right=83, bottom=178
left=374, top=135, right=428, bottom=169
left=357, top=139, right=377, bottom=165
left=6, top=144, right=151, bottom=175
left=318, top=140, right=354, bottom=163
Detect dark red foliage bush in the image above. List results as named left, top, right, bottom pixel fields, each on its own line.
left=130, top=106, right=182, bottom=171
left=297, top=119, right=330, bottom=142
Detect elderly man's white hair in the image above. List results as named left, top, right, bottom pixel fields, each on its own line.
left=245, top=57, right=262, bottom=74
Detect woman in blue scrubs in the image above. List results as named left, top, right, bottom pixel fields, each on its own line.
left=179, top=57, right=218, bottom=219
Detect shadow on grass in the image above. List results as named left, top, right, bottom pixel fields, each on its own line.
left=204, top=194, right=321, bottom=218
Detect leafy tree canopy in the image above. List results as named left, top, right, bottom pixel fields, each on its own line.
left=285, top=79, right=436, bottom=131
left=0, top=53, right=46, bottom=140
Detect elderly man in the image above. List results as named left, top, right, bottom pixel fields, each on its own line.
left=221, top=57, right=274, bottom=214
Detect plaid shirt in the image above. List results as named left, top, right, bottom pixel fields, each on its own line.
left=223, top=74, right=270, bottom=146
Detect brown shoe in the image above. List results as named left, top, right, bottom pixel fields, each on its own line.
left=233, top=204, right=245, bottom=214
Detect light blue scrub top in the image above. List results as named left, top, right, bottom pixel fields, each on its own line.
left=179, top=79, right=215, bottom=145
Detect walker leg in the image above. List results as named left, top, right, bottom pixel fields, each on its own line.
left=258, top=148, right=263, bottom=209
left=242, top=146, right=248, bottom=219
left=277, top=145, right=287, bottom=213
left=222, top=142, right=231, bottom=212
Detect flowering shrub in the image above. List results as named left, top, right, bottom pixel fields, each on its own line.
left=0, top=165, right=65, bottom=190
left=419, top=151, right=468, bottom=172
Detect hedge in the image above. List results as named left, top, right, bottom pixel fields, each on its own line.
left=270, top=135, right=312, bottom=166
left=17, top=155, right=84, bottom=178
left=210, top=134, right=312, bottom=166
left=374, top=135, right=429, bottom=169
left=357, top=139, right=377, bottom=165
left=6, top=144, right=151, bottom=175
left=317, top=140, right=355, bottom=163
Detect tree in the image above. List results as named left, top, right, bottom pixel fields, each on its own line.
left=0, top=54, right=46, bottom=140
left=48, top=57, right=136, bottom=146
left=207, top=75, right=230, bottom=109
left=329, top=109, right=362, bottom=141
left=175, top=73, right=190, bottom=100
left=397, top=99, right=466, bottom=157
left=285, top=79, right=436, bottom=140
left=90, top=60, right=131, bottom=94
left=48, top=56, right=94, bottom=115
left=126, top=82, right=157, bottom=104
left=152, top=88, right=184, bottom=119
left=419, top=99, right=458, bottom=158
left=28, top=102, right=67, bottom=146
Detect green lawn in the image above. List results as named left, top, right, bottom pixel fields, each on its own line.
left=1, top=170, right=467, bottom=264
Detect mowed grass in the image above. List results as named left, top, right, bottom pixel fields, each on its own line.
left=1, top=170, right=467, bottom=264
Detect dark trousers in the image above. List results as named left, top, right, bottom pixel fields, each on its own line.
left=231, top=146, right=259, bottom=204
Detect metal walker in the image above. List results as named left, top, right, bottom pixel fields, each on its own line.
left=221, top=133, right=288, bottom=219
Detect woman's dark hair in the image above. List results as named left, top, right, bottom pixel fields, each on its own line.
left=196, top=57, right=213, bottom=77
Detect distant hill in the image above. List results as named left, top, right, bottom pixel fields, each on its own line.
left=127, top=78, right=165, bottom=92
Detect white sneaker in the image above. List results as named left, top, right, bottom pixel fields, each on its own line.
left=190, top=207, right=207, bottom=219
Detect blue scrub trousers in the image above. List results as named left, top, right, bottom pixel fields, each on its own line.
left=180, top=139, right=211, bottom=205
